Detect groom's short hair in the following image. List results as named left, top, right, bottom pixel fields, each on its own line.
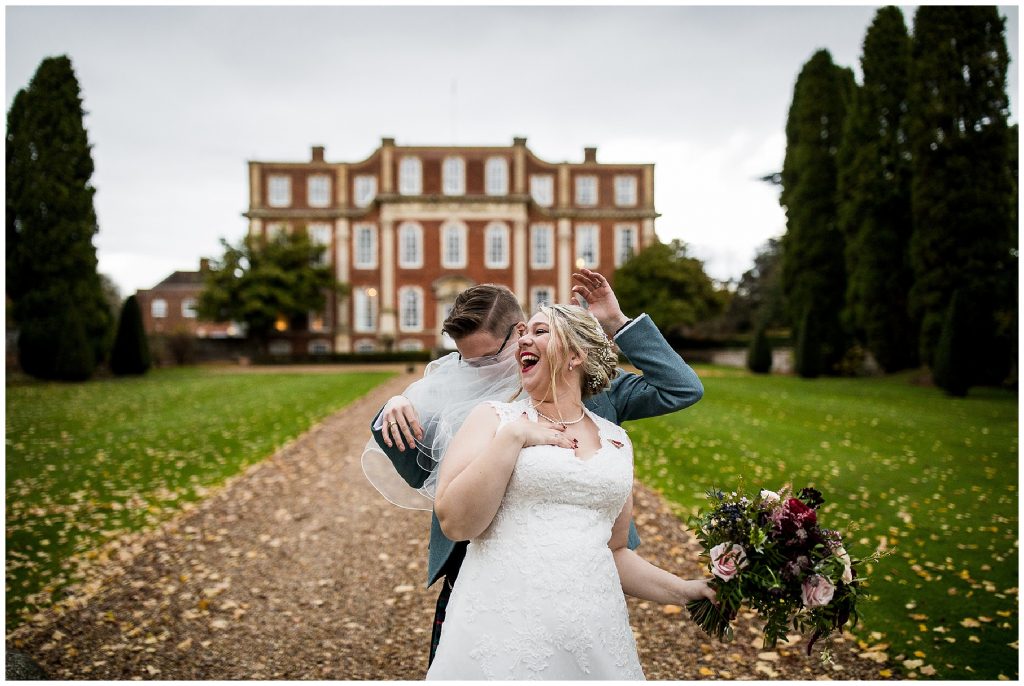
left=442, top=284, right=525, bottom=340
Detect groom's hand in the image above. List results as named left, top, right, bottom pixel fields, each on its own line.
left=571, top=268, right=629, bottom=338
left=381, top=395, right=424, bottom=451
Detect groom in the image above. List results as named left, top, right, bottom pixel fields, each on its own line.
left=369, top=269, right=704, bottom=664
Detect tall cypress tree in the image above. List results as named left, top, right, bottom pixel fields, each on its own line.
left=780, top=49, right=855, bottom=374
left=907, top=7, right=1015, bottom=381
left=837, top=6, right=918, bottom=372
left=6, top=56, right=112, bottom=380
left=110, top=295, right=151, bottom=375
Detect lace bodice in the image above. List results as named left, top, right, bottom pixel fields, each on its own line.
left=426, top=398, right=645, bottom=681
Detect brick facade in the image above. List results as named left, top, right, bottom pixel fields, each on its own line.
left=135, top=260, right=240, bottom=339
left=244, top=137, right=659, bottom=355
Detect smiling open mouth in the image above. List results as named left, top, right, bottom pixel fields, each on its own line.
left=520, top=353, right=539, bottom=372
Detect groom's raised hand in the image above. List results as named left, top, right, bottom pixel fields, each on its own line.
left=571, top=268, right=630, bottom=338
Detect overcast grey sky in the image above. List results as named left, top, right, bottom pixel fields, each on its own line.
left=6, top=5, right=1019, bottom=297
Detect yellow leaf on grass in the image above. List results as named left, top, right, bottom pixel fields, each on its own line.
left=698, top=667, right=714, bottom=676
left=961, top=618, right=982, bottom=628
left=879, top=669, right=893, bottom=678
left=663, top=604, right=683, bottom=615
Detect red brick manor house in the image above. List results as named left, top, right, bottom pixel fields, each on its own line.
left=142, top=137, right=660, bottom=356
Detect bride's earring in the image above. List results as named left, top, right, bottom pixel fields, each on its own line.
left=568, top=362, right=574, bottom=370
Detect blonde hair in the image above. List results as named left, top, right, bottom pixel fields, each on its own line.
left=538, top=304, right=619, bottom=402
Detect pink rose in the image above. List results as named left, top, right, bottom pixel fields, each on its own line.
left=801, top=574, right=835, bottom=608
left=710, top=542, right=748, bottom=581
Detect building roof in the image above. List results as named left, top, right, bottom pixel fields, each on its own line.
left=151, top=270, right=204, bottom=289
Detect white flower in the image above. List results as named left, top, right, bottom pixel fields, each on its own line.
left=835, top=546, right=853, bottom=584
left=760, top=489, right=781, bottom=504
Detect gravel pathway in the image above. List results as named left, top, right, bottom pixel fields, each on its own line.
left=7, top=371, right=881, bottom=679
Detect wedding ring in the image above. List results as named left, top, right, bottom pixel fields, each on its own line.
left=388, top=421, right=399, bottom=428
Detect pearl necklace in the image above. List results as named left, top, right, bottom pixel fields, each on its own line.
left=529, top=399, right=585, bottom=427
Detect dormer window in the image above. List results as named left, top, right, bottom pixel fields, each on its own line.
left=399, top=157, right=422, bottom=195
left=486, top=157, right=509, bottom=195
left=268, top=175, right=291, bottom=207
left=443, top=157, right=465, bottom=195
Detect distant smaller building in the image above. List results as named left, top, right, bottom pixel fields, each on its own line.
left=135, top=259, right=242, bottom=339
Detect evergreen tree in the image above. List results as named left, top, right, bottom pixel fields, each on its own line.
left=746, top=324, right=773, bottom=374
left=794, top=306, right=823, bottom=378
left=197, top=229, right=342, bottom=354
left=110, top=295, right=151, bottom=375
left=780, top=50, right=855, bottom=374
left=6, top=56, right=112, bottom=380
left=837, top=6, right=918, bottom=372
left=933, top=290, right=972, bottom=396
left=907, top=7, right=1015, bottom=380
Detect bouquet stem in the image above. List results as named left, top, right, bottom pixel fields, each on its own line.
left=686, top=599, right=735, bottom=642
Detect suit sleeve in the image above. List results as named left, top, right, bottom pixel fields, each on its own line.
left=370, top=406, right=431, bottom=489
left=607, top=313, right=704, bottom=423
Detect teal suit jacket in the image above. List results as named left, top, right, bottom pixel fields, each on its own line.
left=370, top=314, right=703, bottom=587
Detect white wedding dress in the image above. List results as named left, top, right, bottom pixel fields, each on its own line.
left=426, top=399, right=646, bottom=681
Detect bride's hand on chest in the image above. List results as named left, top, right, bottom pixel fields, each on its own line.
left=508, top=415, right=576, bottom=450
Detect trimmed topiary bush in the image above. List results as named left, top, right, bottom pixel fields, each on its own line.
left=747, top=325, right=773, bottom=374
left=933, top=290, right=971, bottom=397
left=110, top=295, right=151, bottom=375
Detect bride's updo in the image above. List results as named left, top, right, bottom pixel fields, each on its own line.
left=538, top=304, right=619, bottom=399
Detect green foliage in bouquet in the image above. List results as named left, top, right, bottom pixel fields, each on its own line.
left=687, top=485, right=873, bottom=658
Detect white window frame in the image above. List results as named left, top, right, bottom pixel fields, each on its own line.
left=615, top=223, right=639, bottom=267
left=353, top=288, right=378, bottom=333
left=268, top=175, right=291, bottom=207
left=442, top=156, right=465, bottom=196
left=440, top=221, right=467, bottom=269
left=484, top=222, right=510, bottom=269
left=530, top=174, right=554, bottom=207
left=530, top=223, right=554, bottom=269
left=307, top=174, right=331, bottom=208
left=486, top=157, right=509, bottom=196
left=399, top=156, right=422, bottom=195
left=575, top=175, right=598, bottom=206
left=152, top=299, right=167, bottom=319
left=268, top=339, right=293, bottom=356
left=530, top=286, right=554, bottom=314
left=308, top=339, right=332, bottom=355
left=614, top=175, right=638, bottom=207
left=575, top=223, right=600, bottom=268
left=181, top=298, right=198, bottom=319
left=354, top=339, right=377, bottom=353
left=398, top=286, right=424, bottom=332
left=308, top=222, right=332, bottom=266
left=398, top=339, right=424, bottom=351
left=267, top=222, right=288, bottom=241
left=354, top=175, right=377, bottom=207
left=398, top=221, right=423, bottom=269
left=353, top=223, right=378, bottom=269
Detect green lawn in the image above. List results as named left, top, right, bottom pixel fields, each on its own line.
left=5, top=367, right=394, bottom=629
left=628, top=366, right=1018, bottom=681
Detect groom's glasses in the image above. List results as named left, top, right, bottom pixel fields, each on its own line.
left=459, top=324, right=518, bottom=367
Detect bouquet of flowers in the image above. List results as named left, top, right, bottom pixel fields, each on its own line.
left=686, top=485, right=866, bottom=656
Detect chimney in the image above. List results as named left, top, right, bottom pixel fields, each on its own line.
left=381, top=137, right=396, bottom=147
left=199, top=258, right=210, bottom=273
left=583, top=147, right=597, bottom=163
left=513, top=136, right=527, bottom=147
left=311, top=145, right=325, bottom=163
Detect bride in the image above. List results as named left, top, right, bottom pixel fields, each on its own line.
left=426, top=304, right=716, bottom=680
